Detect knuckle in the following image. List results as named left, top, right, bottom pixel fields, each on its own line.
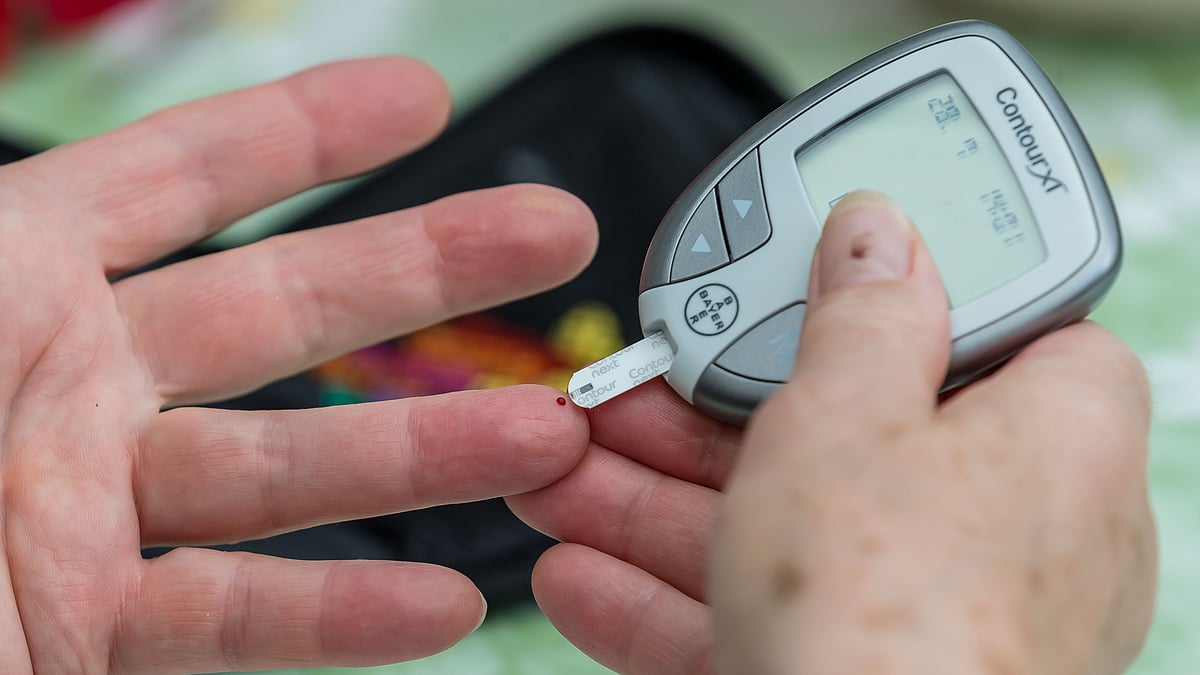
left=1106, top=339, right=1152, bottom=414
left=218, top=554, right=255, bottom=670
left=806, top=287, right=944, bottom=368
left=254, top=414, right=294, bottom=534
left=1019, top=324, right=1151, bottom=432
left=787, top=369, right=865, bottom=414
left=265, top=236, right=331, bottom=361
left=1072, top=329, right=1152, bottom=428
left=815, top=284, right=930, bottom=335
left=788, top=288, right=943, bottom=413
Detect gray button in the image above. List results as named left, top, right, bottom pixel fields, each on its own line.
left=715, top=304, right=805, bottom=382
left=717, top=149, right=771, bottom=260
left=670, top=190, right=729, bottom=282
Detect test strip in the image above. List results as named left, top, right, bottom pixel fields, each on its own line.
left=568, top=331, right=674, bottom=408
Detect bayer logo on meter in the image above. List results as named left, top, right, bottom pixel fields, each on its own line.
left=685, top=284, right=738, bottom=336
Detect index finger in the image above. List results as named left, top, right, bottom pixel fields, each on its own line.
left=19, top=57, right=450, bottom=273
left=135, top=385, right=588, bottom=546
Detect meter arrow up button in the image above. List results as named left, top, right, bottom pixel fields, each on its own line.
left=670, top=190, right=730, bottom=282
left=718, top=149, right=772, bottom=260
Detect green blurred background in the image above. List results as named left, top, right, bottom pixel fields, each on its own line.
left=1, top=1, right=1195, bottom=673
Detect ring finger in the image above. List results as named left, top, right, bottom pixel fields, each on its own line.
left=136, top=384, right=589, bottom=547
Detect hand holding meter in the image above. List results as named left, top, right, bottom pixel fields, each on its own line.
left=568, top=20, right=1120, bottom=424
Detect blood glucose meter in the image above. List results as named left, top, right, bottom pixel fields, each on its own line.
left=629, top=20, right=1120, bottom=425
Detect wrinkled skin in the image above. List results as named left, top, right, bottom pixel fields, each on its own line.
left=0, top=53, right=1157, bottom=675
left=511, top=193, right=1157, bottom=675
left=0, top=58, right=601, bottom=673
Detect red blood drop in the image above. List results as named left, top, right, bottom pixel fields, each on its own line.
left=556, top=397, right=567, bottom=406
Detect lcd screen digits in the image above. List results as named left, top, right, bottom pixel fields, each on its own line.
left=796, top=74, right=1046, bottom=308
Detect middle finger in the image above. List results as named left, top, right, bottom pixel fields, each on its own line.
left=116, top=184, right=597, bottom=406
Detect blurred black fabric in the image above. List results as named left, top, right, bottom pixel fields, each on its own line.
left=136, top=25, right=784, bottom=609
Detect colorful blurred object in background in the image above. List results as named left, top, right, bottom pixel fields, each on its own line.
left=41, top=0, right=133, bottom=29
left=0, top=0, right=136, bottom=63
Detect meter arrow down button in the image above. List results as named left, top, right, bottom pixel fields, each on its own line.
left=715, top=304, right=805, bottom=382
left=718, top=149, right=772, bottom=260
left=670, top=189, right=730, bottom=282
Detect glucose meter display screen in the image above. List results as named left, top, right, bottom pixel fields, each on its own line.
left=796, top=74, right=1046, bottom=308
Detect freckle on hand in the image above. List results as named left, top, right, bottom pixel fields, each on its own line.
left=1026, top=566, right=1045, bottom=592
left=771, top=562, right=807, bottom=602
left=979, top=641, right=1023, bottom=675
left=855, top=534, right=883, bottom=555
left=859, top=604, right=916, bottom=631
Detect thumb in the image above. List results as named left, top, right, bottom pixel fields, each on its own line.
left=710, top=192, right=955, bottom=673
left=790, top=190, right=949, bottom=419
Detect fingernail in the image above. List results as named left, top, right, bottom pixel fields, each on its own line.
left=471, top=591, right=488, bottom=633
left=816, top=191, right=914, bottom=295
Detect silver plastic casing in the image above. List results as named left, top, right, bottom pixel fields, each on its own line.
left=638, top=20, right=1122, bottom=425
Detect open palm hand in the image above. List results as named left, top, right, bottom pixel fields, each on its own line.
left=0, top=57, right=597, bottom=674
